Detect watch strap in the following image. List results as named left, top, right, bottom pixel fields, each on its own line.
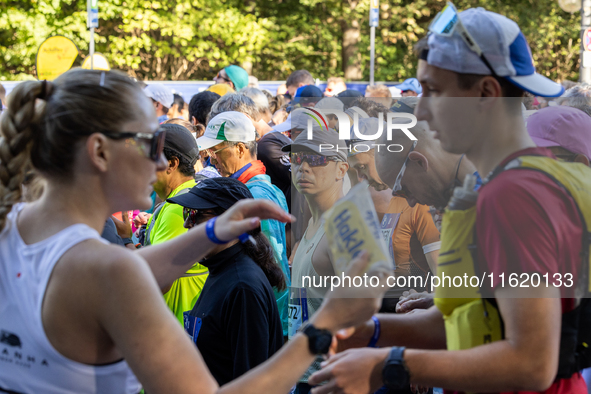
left=302, top=323, right=332, bottom=355
left=382, top=346, right=409, bottom=390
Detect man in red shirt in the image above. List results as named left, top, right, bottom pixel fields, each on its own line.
left=308, top=5, right=590, bottom=394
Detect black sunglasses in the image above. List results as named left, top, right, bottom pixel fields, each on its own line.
left=183, top=207, right=222, bottom=224
left=290, top=152, right=340, bottom=167
left=215, top=72, right=232, bottom=83
left=102, top=128, right=166, bottom=162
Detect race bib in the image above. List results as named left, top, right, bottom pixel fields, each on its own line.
left=380, top=213, right=400, bottom=268
left=183, top=312, right=202, bottom=345
left=288, top=287, right=309, bottom=339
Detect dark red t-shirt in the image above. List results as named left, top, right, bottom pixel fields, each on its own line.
left=446, top=147, right=587, bottom=394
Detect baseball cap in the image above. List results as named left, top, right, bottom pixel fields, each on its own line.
left=526, top=106, right=591, bottom=158
left=395, top=78, right=422, bottom=94
left=272, top=113, right=293, bottom=133
left=427, top=6, right=564, bottom=97
left=197, top=111, right=257, bottom=151
left=295, top=85, right=324, bottom=99
left=224, top=65, right=249, bottom=91
left=144, top=84, right=174, bottom=108
left=167, top=177, right=253, bottom=210
left=161, top=123, right=200, bottom=164
left=281, top=126, right=348, bottom=162
left=315, top=97, right=345, bottom=112
left=335, top=89, right=363, bottom=98
left=273, top=107, right=326, bottom=134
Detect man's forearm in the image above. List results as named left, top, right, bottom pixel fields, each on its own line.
left=404, top=340, right=555, bottom=392
left=377, top=306, right=446, bottom=349
left=398, top=294, right=560, bottom=392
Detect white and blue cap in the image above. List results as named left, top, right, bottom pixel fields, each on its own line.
left=427, top=7, right=564, bottom=97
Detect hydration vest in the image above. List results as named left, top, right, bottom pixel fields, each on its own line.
left=433, top=155, right=591, bottom=380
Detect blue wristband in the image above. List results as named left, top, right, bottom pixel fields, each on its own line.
left=205, top=217, right=228, bottom=244
left=368, top=316, right=381, bottom=348
left=205, top=217, right=255, bottom=245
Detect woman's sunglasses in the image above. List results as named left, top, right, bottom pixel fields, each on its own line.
left=103, top=127, right=166, bottom=162
left=290, top=152, right=340, bottom=167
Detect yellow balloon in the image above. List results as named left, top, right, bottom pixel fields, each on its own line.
left=36, top=36, right=78, bottom=81
left=81, top=53, right=111, bottom=71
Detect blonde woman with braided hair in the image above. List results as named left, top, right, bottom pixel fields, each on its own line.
left=0, top=69, right=391, bottom=394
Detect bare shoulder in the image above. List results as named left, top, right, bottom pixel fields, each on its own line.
left=52, top=239, right=159, bottom=303
left=60, top=239, right=150, bottom=275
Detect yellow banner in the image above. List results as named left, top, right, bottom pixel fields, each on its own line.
left=81, top=53, right=110, bottom=70
left=36, top=36, right=78, bottom=81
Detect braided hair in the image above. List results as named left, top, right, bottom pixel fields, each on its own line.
left=0, top=69, right=145, bottom=231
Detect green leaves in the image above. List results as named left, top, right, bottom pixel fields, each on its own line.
left=0, top=0, right=582, bottom=82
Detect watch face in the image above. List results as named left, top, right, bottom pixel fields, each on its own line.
left=383, top=360, right=410, bottom=390
left=316, top=334, right=332, bottom=353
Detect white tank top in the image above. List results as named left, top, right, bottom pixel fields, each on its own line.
left=0, top=203, right=141, bottom=394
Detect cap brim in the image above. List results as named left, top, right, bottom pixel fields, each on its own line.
left=196, top=136, right=224, bottom=151
left=506, top=73, right=565, bottom=97
left=282, top=142, right=329, bottom=155
left=530, top=135, right=558, bottom=148
left=273, top=121, right=292, bottom=133
left=167, top=192, right=219, bottom=210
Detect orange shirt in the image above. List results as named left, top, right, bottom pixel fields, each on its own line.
left=385, top=197, right=440, bottom=277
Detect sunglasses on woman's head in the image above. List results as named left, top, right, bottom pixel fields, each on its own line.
left=290, top=152, right=340, bottom=167
left=102, top=127, right=166, bottom=162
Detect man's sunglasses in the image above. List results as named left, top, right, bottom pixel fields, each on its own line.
left=429, top=2, right=498, bottom=77
left=290, top=152, right=341, bottom=167
left=102, top=127, right=166, bottom=162
left=392, top=140, right=418, bottom=198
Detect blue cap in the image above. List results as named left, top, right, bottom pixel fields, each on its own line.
left=295, top=85, right=324, bottom=98
left=427, top=7, right=564, bottom=97
left=396, top=78, right=422, bottom=94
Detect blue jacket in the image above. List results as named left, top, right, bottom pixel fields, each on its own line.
left=245, top=174, right=291, bottom=336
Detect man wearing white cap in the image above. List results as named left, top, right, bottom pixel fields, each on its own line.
left=197, top=111, right=291, bottom=339
left=144, top=83, right=174, bottom=124
left=310, top=5, right=591, bottom=394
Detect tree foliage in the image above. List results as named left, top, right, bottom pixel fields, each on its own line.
left=0, top=0, right=582, bottom=82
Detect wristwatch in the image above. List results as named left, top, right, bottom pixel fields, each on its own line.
left=302, top=323, right=332, bottom=355
left=382, top=347, right=410, bottom=390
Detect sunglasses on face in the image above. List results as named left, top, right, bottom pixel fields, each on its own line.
left=290, top=152, right=340, bottom=167
left=215, top=72, right=232, bottom=83
left=392, top=140, right=418, bottom=197
left=429, top=2, right=498, bottom=77
left=102, top=127, right=166, bottom=162
left=182, top=207, right=220, bottom=224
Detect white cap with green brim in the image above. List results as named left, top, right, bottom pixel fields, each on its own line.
left=197, top=111, right=257, bottom=151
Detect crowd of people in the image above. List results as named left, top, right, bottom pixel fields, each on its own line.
left=1, top=3, right=591, bottom=394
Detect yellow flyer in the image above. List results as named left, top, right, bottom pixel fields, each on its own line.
left=324, top=181, right=393, bottom=275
